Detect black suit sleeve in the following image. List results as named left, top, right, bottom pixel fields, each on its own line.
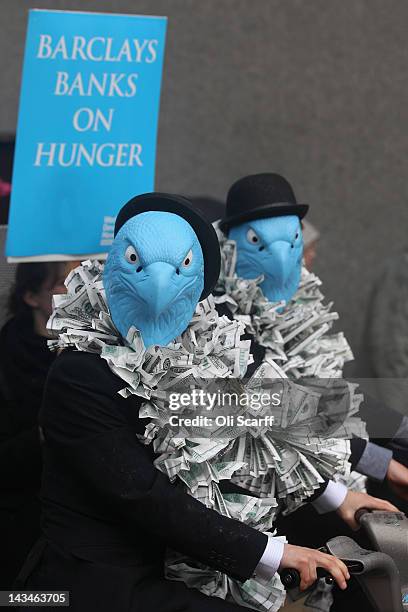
left=41, top=351, right=268, bottom=582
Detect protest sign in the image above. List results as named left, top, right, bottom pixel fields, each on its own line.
left=6, top=9, right=167, bottom=260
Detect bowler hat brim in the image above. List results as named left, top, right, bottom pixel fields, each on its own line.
left=114, top=192, right=220, bottom=301
left=219, top=202, right=309, bottom=233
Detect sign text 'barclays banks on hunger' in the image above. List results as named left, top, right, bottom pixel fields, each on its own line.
left=6, top=9, right=167, bottom=259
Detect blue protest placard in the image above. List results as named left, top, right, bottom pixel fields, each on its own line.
left=6, top=9, right=167, bottom=260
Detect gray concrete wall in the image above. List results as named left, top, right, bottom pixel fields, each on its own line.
left=1, top=0, right=408, bottom=369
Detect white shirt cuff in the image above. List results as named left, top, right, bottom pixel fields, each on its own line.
left=254, top=537, right=285, bottom=581
left=311, top=480, right=348, bottom=514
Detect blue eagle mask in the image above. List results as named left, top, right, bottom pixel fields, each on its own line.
left=104, top=211, right=204, bottom=348
left=229, top=215, right=303, bottom=304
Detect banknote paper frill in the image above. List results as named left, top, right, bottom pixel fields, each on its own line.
left=47, top=260, right=365, bottom=612
left=214, top=225, right=368, bottom=491
left=214, top=224, right=353, bottom=380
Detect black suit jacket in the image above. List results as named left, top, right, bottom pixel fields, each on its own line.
left=38, top=350, right=267, bottom=586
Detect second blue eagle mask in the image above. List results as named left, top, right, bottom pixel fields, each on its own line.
left=104, top=211, right=204, bottom=348
left=229, top=214, right=303, bottom=304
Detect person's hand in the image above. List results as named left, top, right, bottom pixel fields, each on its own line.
left=279, top=544, right=350, bottom=591
left=387, top=459, right=408, bottom=502
left=336, top=490, right=398, bottom=530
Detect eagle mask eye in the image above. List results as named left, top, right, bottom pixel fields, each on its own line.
left=182, top=249, right=193, bottom=268
left=125, top=245, right=140, bottom=265
left=246, top=228, right=260, bottom=245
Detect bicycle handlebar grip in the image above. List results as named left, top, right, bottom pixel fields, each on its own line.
left=280, top=568, right=301, bottom=589
left=280, top=566, right=334, bottom=590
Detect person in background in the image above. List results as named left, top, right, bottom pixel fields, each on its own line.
left=357, top=251, right=408, bottom=513
left=0, top=261, right=74, bottom=588
left=301, top=218, right=320, bottom=271
left=216, top=173, right=408, bottom=530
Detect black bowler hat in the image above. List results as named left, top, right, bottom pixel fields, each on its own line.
left=114, top=192, right=221, bottom=300
left=219, top=173, right=309, bottom=232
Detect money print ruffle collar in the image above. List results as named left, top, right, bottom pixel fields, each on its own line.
left=214, top=224, right=354, bottom=379
left=48, top=260, right=360, bottom=612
